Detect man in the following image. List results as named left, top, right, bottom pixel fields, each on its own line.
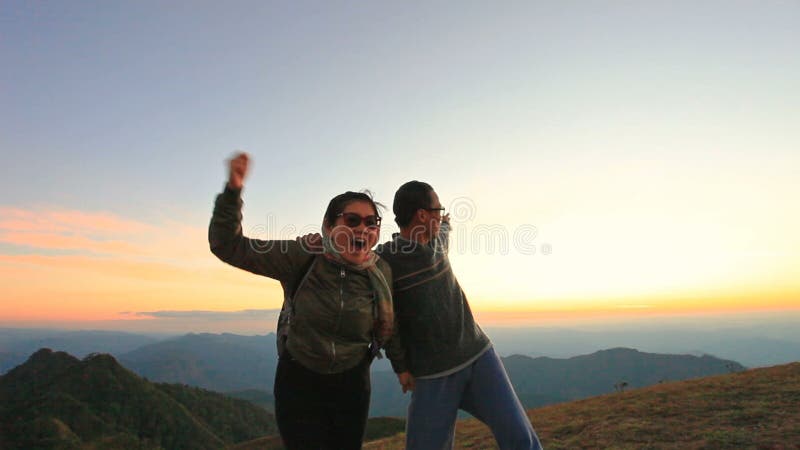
left=377, top=181, right=542, bottom=450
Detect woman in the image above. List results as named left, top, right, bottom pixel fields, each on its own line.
left=208, top=152, right=394, bottom=449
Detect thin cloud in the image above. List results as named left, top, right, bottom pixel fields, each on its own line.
left=0, top=206, right=286, bottom=322
left=0, top=231, right=142, bottom=254
left=0, top=207, right=156, bottom=256
left=0, top=253, right=277, bottom=287
left=0, top=206, right=209, bottom=260
left=0, top=253, right=196, bottom=281
left=0, top=207, right=155, bottom=235
left=133, top=309, right=281, bottom=321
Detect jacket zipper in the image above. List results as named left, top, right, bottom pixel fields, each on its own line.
left=330, top=266, right=346, bottom=371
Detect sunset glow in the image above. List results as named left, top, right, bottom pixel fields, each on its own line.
left=2, top=2, right=798, bottom=332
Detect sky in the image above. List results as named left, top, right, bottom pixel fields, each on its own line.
left=1, top=1, right=799, bottom=334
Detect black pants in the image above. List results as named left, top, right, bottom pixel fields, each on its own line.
left=274, top=352, right=371, bottom=450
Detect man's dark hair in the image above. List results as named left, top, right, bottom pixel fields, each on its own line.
left=323, top=190, right=383, bottom=226
left=393, top=181, right=434, bottom=227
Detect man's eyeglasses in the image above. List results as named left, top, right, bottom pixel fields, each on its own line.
left=425, top=207, right=445, bottom=214
left=337, top=212, right=382, bottom=229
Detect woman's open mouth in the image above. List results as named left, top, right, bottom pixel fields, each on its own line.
left=352, top=237, right=367, bottom=251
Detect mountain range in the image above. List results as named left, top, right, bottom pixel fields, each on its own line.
left=119, top=333, right=278, bottom=393
left=107, top=333, right=749, bottom=417
left=4, top=323, right=800, bottom=373
left=1, top=330, right=751, bottom=418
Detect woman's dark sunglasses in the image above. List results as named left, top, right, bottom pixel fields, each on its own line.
left=337, top=212, right=382, bottom=228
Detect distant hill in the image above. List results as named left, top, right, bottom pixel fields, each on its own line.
left=504, top=347, right=746, bottom=407
left=0, top=349, right=277, bottom=449
left=369, top=348, right=745, bottom=417
left=0, top=351, right=20, bottom=373
left=484, top=326, right=800, bottom=368
left=370, top=371, right=411, bottom=417
left=366, top=362, right=800, bottom=449
left=693, top=336, right=800, bottom=368
left=119, top=333, right=278, bottom=392
left=0, top=329, right=161, bottom=375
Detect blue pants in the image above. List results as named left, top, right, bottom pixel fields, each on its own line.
left=406, top=347, right=543, bottom=450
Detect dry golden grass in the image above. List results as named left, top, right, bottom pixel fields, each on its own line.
left=365, top=362, right=800, bottom=450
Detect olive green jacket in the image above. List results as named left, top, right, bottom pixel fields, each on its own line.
left=208, top=185, right=397, bottom=374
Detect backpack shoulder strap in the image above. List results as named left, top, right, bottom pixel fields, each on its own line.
left=276, top=255, right=317, bottom=356
left=288, top=255, right=318, bottom=300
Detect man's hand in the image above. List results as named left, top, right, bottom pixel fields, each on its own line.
left=297, top=233, right=323, bottom=254
left=227, top=152, right=249, bottom=190
left=397, top=371, right=415, bottom=393
left=442, top=212, right=450, bottom=225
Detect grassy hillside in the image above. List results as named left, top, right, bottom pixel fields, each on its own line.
left=0, top=349, right=277, bottom=450
left=365, top=362, right=800, bottom=449
left=231, top=417, right=406, bottom=450
left=227, top=389, right=275, bottom=411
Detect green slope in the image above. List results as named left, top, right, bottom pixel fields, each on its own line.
left=0, top=349, right=277, bottom=450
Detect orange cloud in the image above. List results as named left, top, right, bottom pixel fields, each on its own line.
left=471, top=293, right=800, bottom=326
left=0, top=207, right=160, bottom=256
left=0, top=253, right=286, bottom=320
left=0, top=207, right=155, bottom=235
left=0, top=207, right=214, bottom=262
left=0, top=231, right=143, bottom=254
left=0, top=206, right=290, bottom=321
left=0, top=253, right=279, bottom=287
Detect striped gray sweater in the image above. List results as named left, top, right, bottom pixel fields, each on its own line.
left=377, top=223, right=491, bottom=377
